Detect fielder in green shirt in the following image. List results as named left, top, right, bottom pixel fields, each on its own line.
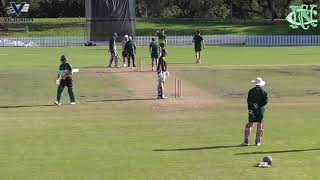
left=242, top=77, right=268, bottom=146
left=193, top=30, right=205, bottom=64
left=149, top=37, right=160, bottom=71
left=55, top=55, right=76, bottom=106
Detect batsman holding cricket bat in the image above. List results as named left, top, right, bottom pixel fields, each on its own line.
left=242, top=77, right=268, bottom=146
left=157, top=49, right=169, bottom=99
left=54, top=55, right=76, bottom=106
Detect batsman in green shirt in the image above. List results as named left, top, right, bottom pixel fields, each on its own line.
left=149, top=37, right=160, bottom=71
left=242, top=77, right=268, bottom=146
left=54, top=55, right=76, bottom=106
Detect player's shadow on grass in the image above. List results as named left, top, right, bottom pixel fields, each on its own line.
left=0, top=104, right=55, bottom=109
left=235, top=148, right=320, bottom=155
left=87, top=98, right=158, bottom=103
left=153, top=145, right=249, bottom=152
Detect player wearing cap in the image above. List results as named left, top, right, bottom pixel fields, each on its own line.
left=107, top=33, right=119, bottom=68
left=55, top=55, right=76, bottom=106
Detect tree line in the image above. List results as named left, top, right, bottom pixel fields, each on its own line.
left=0, top=0, right=318, bottom=19
left=137, top=0, right=319, bottom=20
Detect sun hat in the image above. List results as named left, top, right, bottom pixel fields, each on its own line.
left=251, top=77, right=266, bottom=87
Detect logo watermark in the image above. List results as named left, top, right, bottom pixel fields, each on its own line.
left=1, top=2, right=33, bottom=32
left=6, top=2, right=30, bottom=16
left=286, top=4, right=318, bottom=30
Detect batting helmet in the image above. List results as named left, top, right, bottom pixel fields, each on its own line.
left=263, top=156, right=272, bottom=165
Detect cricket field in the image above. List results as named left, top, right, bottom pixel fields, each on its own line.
left=0, top=46, right=320, bottom=179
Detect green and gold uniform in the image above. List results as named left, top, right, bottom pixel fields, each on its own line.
left=149, top=41, right=160, bottom=59
left=247, top=87, right=268, bottom=122
left=157, top=33, right=167, bottom=48
left=56, top=61, right=75, bottom=103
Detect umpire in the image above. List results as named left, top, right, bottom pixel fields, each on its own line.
left=125, top=36, right=137, bottom=67
left=242, top=77, right=268, bottom=146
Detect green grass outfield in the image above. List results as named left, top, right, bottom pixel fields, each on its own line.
left=1, top=46, right=320, bottom=179
left=1, top=18, right=320, bottom=36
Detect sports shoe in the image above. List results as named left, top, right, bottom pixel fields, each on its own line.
left=161, top=96, right=167, bottom=99
left=71, top=102, right=76, bottom=105
left=241, top=142, right=249, bottom=146
left=255, top=141, right=261, bottom=146
left=54, top=100, right=62, bottom=106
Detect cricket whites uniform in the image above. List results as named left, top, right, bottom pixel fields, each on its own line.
left=125, top=40, right=137, bottom=67
left=56, top=62, right=75, bottom=104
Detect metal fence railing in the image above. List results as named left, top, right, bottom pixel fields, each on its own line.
left=2, top=35, right=320, bottom=47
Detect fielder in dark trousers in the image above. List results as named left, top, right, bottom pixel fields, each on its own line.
left=122, top=35, right=129, bottom=67
left=55, top=55, right=76, bottom=106
left=125, top=36, right=137, bottom=67
left=193, top=30, right=205, bottom=64
left=149, top=37, right=160, bottom=71
left=242, top=77, right=268, bottom=146
left=157, top=49, right=169, bottom=99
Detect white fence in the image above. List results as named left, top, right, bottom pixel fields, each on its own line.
left=2, top=35, right=320, bottom=47
left=0, top=37, right=84, bottom=47
left=135, top=35, right=320, bottom=46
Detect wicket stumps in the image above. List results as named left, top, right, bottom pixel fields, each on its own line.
left=175, top=78, right=183, bottom=98
left=137, top=58, right=143, bottom=72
